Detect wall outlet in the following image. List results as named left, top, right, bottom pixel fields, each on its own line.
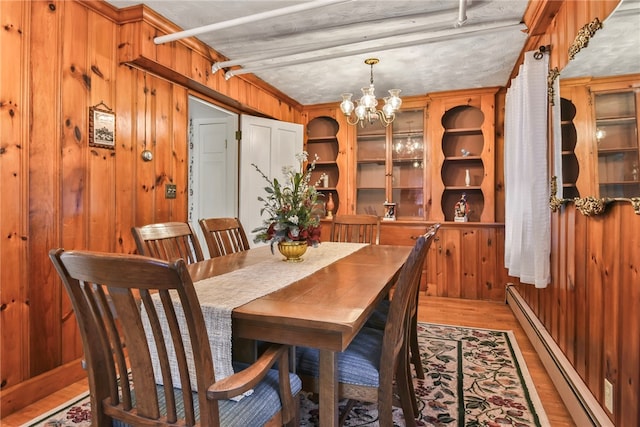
left=165, top=183, right=177, bottom=199
left=604, top=378, right=614, bottom=413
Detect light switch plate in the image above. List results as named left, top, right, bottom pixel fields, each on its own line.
left=604, top=378, right=613, bottom=413
left=165, top=184, right=177, bottom=199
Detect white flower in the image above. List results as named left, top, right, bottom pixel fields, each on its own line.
left=282, top=165, right=294, bottom=176
left=289, top=215, right=299, bottom=225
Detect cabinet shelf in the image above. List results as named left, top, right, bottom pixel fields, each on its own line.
left=358, top=133, right=386, bottom=140
left=392, top=185, right=423, bottom=190
left=313, top=160, right=338, bottom=165
left=307, top=136, right=338, bottom=143
left=443, top=127, right=483, bottom=135
left=358, top=158, right=386, bottom=164
left=393, top=131, right=423, bottom=137
left=598, top=147, right=639, bottom=154
left=600, top=180, right=639, bottom=185
left=445, top=185, right=482, bottom=191
left=595, top=116, right=636, bottom=124
left=443, top=155, right=482, bottom=161
left=393, top=157, right=424, bottom=163
left=357, top=186, right=385, bottom=190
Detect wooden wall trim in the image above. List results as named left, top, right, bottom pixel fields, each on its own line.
left=0, top=359, right=86, bottom=418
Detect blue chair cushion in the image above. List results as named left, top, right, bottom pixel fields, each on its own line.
left=296, top=327, right=384, bottom=387
left=112, top=363, right=301, bottom=427
left=365, top=299, right=390, bottom=330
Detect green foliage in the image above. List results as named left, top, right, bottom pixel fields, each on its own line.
left=252, top=152, right=323, bottom=250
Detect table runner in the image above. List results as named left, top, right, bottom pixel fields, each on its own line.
left=144, top=242, right=367, bottom=393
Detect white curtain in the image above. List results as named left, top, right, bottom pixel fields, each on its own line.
left=504, top=51, right=550, bottom=288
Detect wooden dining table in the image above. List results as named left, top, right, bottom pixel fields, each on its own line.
left=186, top=242, right=412, bottom=427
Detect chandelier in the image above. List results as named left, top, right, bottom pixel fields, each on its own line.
left=339, top=58, right=402, bottom=127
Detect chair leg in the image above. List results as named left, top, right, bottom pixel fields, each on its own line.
left=410, top=314, right=425, bottom=379
left=288, top=395, right=301, bottom=427
left=405, top=349, right=419, bottom=417
left=398, top=348, right=419, bottom=424
left=339, top=399, right=357, bottom=427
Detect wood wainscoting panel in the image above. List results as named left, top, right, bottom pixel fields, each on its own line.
left=514, top=203, right=640, bottom=427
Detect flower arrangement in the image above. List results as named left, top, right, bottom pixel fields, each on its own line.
left=252, top=152, right=322, bottom=252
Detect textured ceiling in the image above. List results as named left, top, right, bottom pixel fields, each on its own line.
left=560, top=0, right=640, bottom=80
left=105, top=0, right=532, bottom=105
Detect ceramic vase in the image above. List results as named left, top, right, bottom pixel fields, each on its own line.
left=326, top=193, right=335, bottom=218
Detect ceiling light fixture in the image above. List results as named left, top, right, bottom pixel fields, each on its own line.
left=340, top=58, right=402, bottom=127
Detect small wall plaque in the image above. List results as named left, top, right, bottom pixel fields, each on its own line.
left=89, top=102, right=115, bottom=149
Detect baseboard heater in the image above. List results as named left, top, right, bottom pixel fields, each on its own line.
left=505, top=284, right=613, bottom=427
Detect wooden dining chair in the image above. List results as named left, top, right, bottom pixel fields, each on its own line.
left=199, top=217, right=250, bottom=258
left=295, top=234, right=430, bottom=426
left=132, top=221, right=204, bottom=264
left=366, top=223, right=440, bottom=380
left=329, top=214, right=380, bottom=244
left=49, top=248, right=300, bottom=427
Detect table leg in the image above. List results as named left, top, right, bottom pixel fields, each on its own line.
left=318, top=349, right=338, bottom=427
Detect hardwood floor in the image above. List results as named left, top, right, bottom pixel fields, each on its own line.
left=1, top=296, right=575, bottom=426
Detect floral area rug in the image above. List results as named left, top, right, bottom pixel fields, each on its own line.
left=23, top=323, right=549, bottom=427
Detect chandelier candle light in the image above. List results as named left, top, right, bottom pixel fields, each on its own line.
left=340, top=58, right=402, bottom=127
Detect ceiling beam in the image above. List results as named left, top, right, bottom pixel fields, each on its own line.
left=224, top=20, right=526, bottom=79
left=154, top=0, right=352, bottom=45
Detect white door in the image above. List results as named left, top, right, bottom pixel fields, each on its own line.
left=188, top=98, right=238, bottom=255
left=239, top=115, right=303, bottom=246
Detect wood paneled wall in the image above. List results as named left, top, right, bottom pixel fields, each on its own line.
left=2, top=1, right=638, bottom=425
left=516, top=204, right=639, bottom=426
left=0, top=0, right=302, bottom=416
left=513, top=1, right=639, bottom=426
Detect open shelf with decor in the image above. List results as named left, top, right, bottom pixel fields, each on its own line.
left=306, top=114, right=341, bottom=217
left=428, top=88, right=497, bottom=222
left=560, top=98, right=580, bottom=199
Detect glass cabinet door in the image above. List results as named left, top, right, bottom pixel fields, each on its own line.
left=356, top=118, right=386, bottom=215
left=391, top=109, right=425, bottom=217
left=356, top=109, right=425, bottom=218
left=595, top=90, right=640, bottom=198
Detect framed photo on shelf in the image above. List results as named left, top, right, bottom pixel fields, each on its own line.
left=89, top=104, right=116, bottom=149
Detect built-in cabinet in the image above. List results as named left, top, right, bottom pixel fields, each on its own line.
left=306, top=115, right=341, bottom=215
left=428, top=87, right=498, bottom=222
left=303, top=107, right=351, bottom=217
left=306, top=89, right=506, bottom=303
left=316, top=219, right=509, bottom=302
left=309, top=89, right=498, bottom=223
left=593, top=87, right=640, bottom=198
left=561, top=74, right=640, bottom=199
